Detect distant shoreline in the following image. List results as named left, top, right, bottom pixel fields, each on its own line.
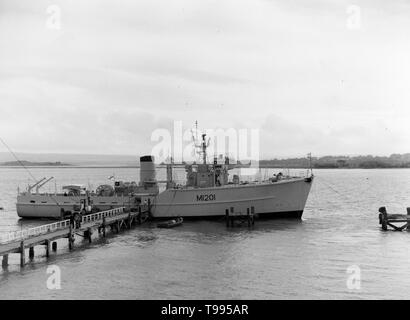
left=0, top=165, right=140, bottom=169
left=1, top=161, right=72, bottom=167
left=1, top=154, right=409, bottom=169
left=0, top=165, right=409, bottom=170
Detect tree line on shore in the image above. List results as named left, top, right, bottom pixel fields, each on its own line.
left=259, top=153, right=410, bottom=169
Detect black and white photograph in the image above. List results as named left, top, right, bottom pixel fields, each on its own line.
left=0, top=0, right=409, bottom=307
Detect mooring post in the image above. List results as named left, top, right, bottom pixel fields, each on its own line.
left=407, top=208, right=410, bottom=231
left=20, top=241, right=25, bottom=267
left=2, top=254, right=8, bottom=268
left=45, top=240, right=50, bottom=257
left=52, top=241, right=57, bottom=252
left=247, top=208, right=251, bottom=227
left=379, top=207, right=388, bottom=231
left=29, top=247, right=34, bottom=260
left=382, top=214, right=388, bottom=231
left=225, top=209, right=229, bottom=227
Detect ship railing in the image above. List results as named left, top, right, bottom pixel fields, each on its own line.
left=0, top=207, right=126, bottom=245
left=0, top=219, right=71, bottom=244
left=281, top=170, right=311, bottom=179
left=81, top=207, right=125, bottom=224
left=260, top=169, right=311, bottom=181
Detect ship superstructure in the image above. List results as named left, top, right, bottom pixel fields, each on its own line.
left=16, top=156, right=158, bottom=219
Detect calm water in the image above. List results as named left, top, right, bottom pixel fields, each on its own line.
left=0, top=167, right=409, bottom=299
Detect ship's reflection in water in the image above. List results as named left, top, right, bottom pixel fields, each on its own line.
left=0, top=167, right=410, bottom=299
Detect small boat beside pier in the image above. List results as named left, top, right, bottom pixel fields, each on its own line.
left=157, top=217, right=183, bottom=228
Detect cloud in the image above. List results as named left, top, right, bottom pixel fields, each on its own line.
left=0, top=0, right=409, bottom=157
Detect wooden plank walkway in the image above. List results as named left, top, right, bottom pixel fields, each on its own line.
left=0, top=206, right=148, bottom=267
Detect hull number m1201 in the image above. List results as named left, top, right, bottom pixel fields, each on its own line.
left=196, top=194, right=216, bottom=201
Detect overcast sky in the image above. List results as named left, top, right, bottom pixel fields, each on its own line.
left=0, top=0, right=409, bottom=159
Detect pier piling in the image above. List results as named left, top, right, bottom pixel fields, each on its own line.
left=102, top=217, right=106, bottom=237
left=101, top=217, right=105, bottom=238
left=20, top=241, right=25, bottom=267
left=68, top=225, right=74, bottom=250
left=138, top=207, right=142, bottom=224
left=128, top=213, right=132, bottom=228
left=29, top=247, right=34, bottom=260
left=407, top=208, right=410, bottom=232
left=45, top=240, right=50, bottom=257
left=2, top=254, right=8, bottom=268
left=84, top=228, right=92, bottom=243
left=226, top=207, right=255, bottom=228
left=247, top=208, right=251, bottom=227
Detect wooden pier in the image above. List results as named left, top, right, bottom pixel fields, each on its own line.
left=225, top=206, right=255, bottom=228
left=378, top=207, right=410, bottom=231
left=0, top=206, right=149, bottom=267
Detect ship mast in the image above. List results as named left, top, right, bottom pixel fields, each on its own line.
left=196, top=120, right=208, bottom=164
left=201, top=134, right=207, bottom=164
left=191, top=121, right=210, bottom=165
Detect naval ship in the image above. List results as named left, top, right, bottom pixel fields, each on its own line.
left=16, top=134, right=314, bottom=219
left=151, top=134, right=313, bottom=218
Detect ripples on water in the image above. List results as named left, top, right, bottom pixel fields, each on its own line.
left=0, top=167, right=409, bottom=299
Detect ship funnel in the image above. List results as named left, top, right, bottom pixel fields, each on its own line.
left=140, top=155, right=156, bottom=184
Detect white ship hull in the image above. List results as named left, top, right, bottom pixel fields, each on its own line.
left=151, top=177, right=313, bottom=218
left=16, top=194, right=133, bottom=219
left=16, top=177, right=313, bottom=219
